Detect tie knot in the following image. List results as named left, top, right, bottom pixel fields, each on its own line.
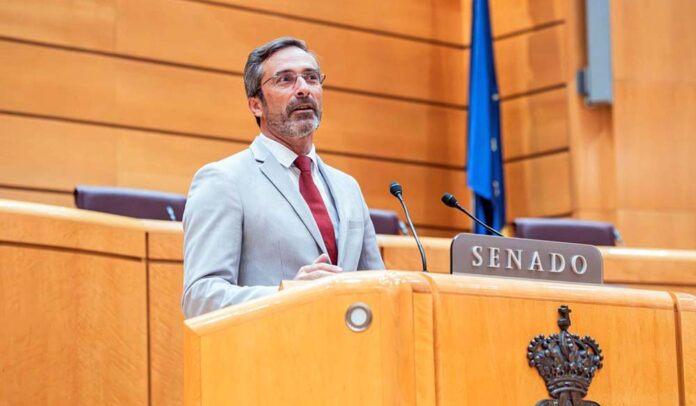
left=294, top=155, right=312, bottom=172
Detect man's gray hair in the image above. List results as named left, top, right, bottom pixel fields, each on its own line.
left=243, top=37, right=315, bottom=99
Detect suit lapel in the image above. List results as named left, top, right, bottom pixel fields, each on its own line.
left=250, top=138, right=328, bottom=255
left=317, top=157, right=351, bottom=267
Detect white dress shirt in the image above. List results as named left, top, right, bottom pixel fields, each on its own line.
left=258, top=134, right=340, bottom=232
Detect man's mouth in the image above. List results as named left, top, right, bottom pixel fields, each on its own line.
left=289, top=104, right=316, bottom=114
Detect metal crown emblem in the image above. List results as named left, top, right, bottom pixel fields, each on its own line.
left=527, top=305, right=604, bottom=406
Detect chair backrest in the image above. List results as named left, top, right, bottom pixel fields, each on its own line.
left=513, top=217, right=618, bottom=246
left=74, top=185, right=186, bottom=221
left=369, top=209, right=404, bottom=235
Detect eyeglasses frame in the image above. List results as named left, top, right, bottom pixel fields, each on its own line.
left=260, top=70, right=326, bottom=91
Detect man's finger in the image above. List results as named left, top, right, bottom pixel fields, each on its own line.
left=303, top=270, right=336, bottom=280
left=294, top=269, right=335, bottom=280
left=304, top=263, right=342, bottom=273
left=312, top=253, right=331, bottom=264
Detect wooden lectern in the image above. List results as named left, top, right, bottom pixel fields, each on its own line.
left=184, top=271, right=695, bottom=405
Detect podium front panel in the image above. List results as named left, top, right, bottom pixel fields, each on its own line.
left=184, top=271, right=692, bottom=405
left=429, top=274, right=681, bottom=405
left=185, top=274, right=434, bottom=405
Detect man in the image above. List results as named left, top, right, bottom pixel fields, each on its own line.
left=182, top=37, right=385, bottom=318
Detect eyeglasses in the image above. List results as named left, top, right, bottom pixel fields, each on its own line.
left=261, top=70, right=326, bottom=90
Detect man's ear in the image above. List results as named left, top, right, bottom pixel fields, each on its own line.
left=248, top=97, right=263, bottom=120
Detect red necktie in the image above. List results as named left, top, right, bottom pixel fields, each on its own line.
left=294, top=155, right=338, bottom=265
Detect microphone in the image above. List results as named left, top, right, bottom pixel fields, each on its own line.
left=389, top=182, right=427, bottom=272
left=166, top=205, right=177, bottom=221
left=441, top=193, right=504, bottom=237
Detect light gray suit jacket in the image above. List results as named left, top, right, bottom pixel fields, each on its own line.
left=182, top=137, right=385, bottom=318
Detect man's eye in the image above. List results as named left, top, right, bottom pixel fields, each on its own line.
left=304, top=73, right=320, bottom=82
left=277, top=74, right=295, bottom=84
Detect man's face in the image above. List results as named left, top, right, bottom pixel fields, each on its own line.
left=252, top=47, right=323, bottom=139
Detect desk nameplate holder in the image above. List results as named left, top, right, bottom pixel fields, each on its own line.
left=450, top=233, right=603, bottom=284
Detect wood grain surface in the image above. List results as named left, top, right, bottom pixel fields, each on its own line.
left=184, top=271, right=690, bottom=405
left=0, top=199, right=144, bottom=257
left=0, top=0, right=574, bottom=240
left=0, top=202, right=149, bottom=405
left=149, top=262, right=185, bottom=406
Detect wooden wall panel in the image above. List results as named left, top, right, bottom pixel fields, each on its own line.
left=1, top=112, right=571, bottom=230
left=0, top=0, right=115, bottom=50
left=496, top=24, right=565, bottom=97
left=0, top=0, right=567, bottom=49
left=612, top=83, right=696, bottom=211
left=318, top=92, right=467, bottom=167
left=316, top=155, right=470, bottom=229
left=0, top=245, right=148, bottom=405
left=115, top=0, right=464, bottom=105
left=332, top=153, right=572, bottom=228
left=328, top=85, right=568, bottom=170
left=0, top=40, right=247, bottom=136
left=203, top=0, right=564, bottom=45
left=114, top=59, right=249, bottom=136
left=501, top=87, right=568, bottom=159
left=490, top=0, right=565, bottom=38
left=1, top=2, right=566, bottom=106
left=611, top=0, right=696, bottom=84
left=114, top=131, right=242, bottom=194
left=0, top=114, right=241, bottom=195
left=209, top=0, right=464, bottom=44
left=117, top=0, right=565, bottom=103
left=0, top=41, right=118, bottom=122
left=0, top=41, right=469, bottom=166
left=607, top=0, right=696, bottom=248
left=616, top=210, right=696, bottom=250
left=0, top=0, right=576, bottom=239
left=0, top=59, right=570, bottom=184
left=505, top=152, right=571, bottom=220
left=0, top=82, right=572, bottom=206
left=0, top=114, right=498, bottom=229
left=0, top=114, right=118, bottom=189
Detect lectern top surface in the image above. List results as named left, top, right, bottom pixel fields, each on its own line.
left=185, top=271, right=679, bottom=335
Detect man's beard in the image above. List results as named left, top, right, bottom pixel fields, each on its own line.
left=264, top=98, right=322, bottom=138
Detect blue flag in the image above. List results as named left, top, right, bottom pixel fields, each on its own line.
left=466, top=0, right=506, bottom=235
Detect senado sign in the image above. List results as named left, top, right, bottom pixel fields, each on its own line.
left=451, top=234, right=603, bottom=284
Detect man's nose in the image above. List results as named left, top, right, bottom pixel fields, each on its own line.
left=294, top=76, right=312, bottom=96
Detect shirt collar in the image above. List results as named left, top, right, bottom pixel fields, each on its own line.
left=258, top=133, right=317, bottom=169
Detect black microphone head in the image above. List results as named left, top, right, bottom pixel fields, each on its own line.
left=389, top=181, right=403, bottom=197
left=441, top=192, right=458, bottom=208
